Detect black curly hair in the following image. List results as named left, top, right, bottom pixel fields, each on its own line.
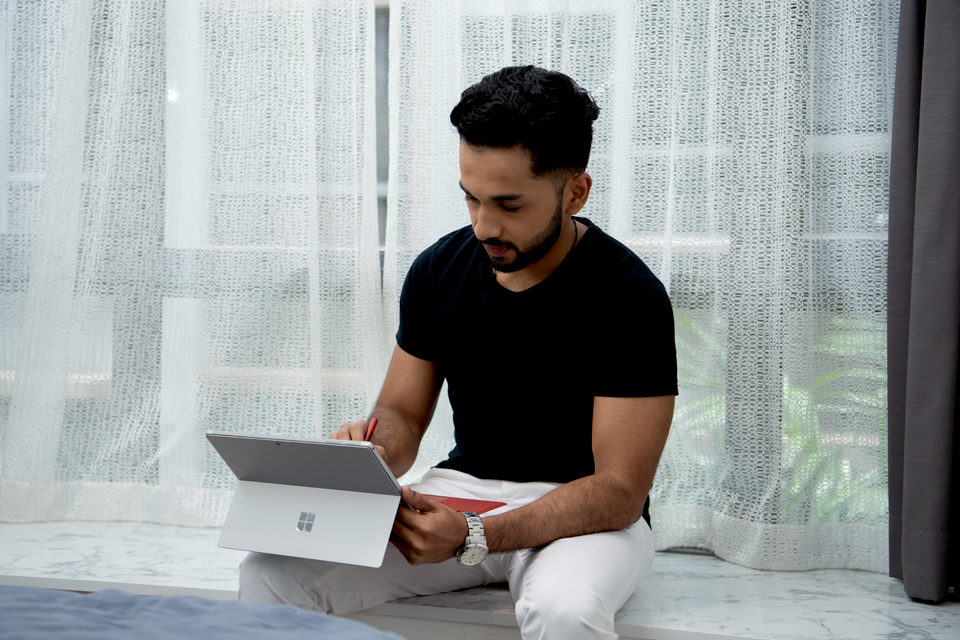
left=449, top=66, right=600, bottom=178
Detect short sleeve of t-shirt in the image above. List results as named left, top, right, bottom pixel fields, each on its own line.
left=584, top=274, right=678, bottom=398
left=396, top=252, right=435, bottom=361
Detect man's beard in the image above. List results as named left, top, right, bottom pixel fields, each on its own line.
left=483, top=203, right=564, bottom=273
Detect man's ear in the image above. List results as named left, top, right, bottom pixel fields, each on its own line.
left=563, top=172, right=592, bottom=216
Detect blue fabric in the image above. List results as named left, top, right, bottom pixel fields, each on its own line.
left=0, top=586, right=404, bottom=640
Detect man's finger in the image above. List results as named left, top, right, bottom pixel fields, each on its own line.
left=389, top=534, right=417, bottom=564
left=401, top=486, right=438, bottom=512
left=392, top=511, right=417, bottom=535
left=331, top=421, right=366, bottom=441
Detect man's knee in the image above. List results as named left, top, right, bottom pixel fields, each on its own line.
left=515, top=582, right=617, bottom=640
left=239, top=553, right=295, bottom=605
left=238, top=552, right=337, bottom=611
left=239, top=551, right=403, bottom=615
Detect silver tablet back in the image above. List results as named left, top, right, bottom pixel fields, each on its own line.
left=207, top=432, right=401, bottom=567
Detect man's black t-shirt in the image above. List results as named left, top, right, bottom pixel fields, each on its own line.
left=397, top=218, right=677, bottom=493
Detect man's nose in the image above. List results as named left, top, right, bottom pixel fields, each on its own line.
left=473, top=205, right=502, bottom=242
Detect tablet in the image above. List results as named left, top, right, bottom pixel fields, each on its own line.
left=207, top=431, right=402, bottom=567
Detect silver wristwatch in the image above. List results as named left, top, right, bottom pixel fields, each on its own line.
left=455, top=512, right=488, bottom=566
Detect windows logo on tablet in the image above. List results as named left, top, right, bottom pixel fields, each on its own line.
left=297, top=511, right=316, bottom=532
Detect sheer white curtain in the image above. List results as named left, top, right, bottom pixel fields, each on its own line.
left=0, top=0, right=383, bottom=526
left=387, top=0, right=898, bottom=571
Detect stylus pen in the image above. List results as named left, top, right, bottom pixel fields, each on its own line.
left=364, top=416, right=379, bottom=441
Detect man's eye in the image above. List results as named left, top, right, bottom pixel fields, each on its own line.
left=500, top=204, right=520, bottom=212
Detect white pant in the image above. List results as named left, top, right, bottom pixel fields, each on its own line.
left=239, top=468, right=654, bottom=640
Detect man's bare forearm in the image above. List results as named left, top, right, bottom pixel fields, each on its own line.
left=483, top=472, right=648, bottom=553
left=369, top=405, right=426, bottom=478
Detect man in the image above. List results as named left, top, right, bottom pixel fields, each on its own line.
left=240, top=65, right=677, bottom=640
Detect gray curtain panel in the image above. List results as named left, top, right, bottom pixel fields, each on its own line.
left=887, top=0, right=960, bottom=604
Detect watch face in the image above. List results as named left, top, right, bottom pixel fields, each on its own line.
left=458, top=545, right=488, bottom=566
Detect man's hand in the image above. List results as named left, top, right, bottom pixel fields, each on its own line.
left=391, top=487, right=469, bottom=565
left=331, top=419, right=388, bottom=464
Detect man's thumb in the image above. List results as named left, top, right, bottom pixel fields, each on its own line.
left=402, top=486, right=436, bottom=511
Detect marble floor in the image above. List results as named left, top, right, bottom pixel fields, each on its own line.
left=0, top=521, right=957, bottom=640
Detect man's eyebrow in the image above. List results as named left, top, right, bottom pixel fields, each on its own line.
left=458, top=182, right=524, bottom=201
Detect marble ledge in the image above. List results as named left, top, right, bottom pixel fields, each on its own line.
left=0, top=521, right=243, bottom=600
left=1, top=521, right=958, bottom=640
